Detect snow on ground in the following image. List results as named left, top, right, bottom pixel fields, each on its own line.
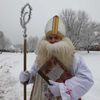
left=0, top=51, right=100, bottom=100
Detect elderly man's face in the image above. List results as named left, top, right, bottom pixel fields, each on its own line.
left=46, top=34, right=62, bottom=44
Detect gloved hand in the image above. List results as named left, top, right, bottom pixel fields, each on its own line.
left=48, top=80, right=60, bottom=97
left=19, top=71, right=30, bottom=84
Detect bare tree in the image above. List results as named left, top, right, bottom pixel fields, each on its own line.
left=0, top=31, right=6, bottom=53
left=60, top=9, right=76, bottom=39
left=27, top=36, right=38, bottom=52
left=0, top=31, right=12, bottom=53
left=60, top=9, right=100, bottom=52
left=4, top=38, right=12, bottom=51
left=60, top=9, right=90, bottom=48
left=81, top=22, right=100, bottom=53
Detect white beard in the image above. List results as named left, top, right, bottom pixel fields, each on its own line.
left=35, top=37, right=75, bottom=71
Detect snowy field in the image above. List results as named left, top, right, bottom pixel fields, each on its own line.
left=0, top=51, right=100, bottom=100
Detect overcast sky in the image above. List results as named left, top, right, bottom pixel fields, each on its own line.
left=0, top=0, right=100, bottom=44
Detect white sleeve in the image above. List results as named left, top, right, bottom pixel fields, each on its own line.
left=28, top=62, right=38, bottom=83
left=59, top=53, right=94, bottom=100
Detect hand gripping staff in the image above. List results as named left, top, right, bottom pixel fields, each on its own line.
left=20, top=3, right=32, bottom=100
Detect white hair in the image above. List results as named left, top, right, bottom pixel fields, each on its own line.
left=35, top=37, right=75, bottom=71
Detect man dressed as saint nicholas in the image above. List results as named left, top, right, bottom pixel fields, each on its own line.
left=20, top=15, right=94, bottom=100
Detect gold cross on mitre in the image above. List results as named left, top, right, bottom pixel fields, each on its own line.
left=52, top=15, right=59, bottom=34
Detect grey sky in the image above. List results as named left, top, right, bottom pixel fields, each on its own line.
left=0, top=0, right=100, bottom=44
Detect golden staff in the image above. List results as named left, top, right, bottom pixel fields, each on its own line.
left=20, top=3, right=32, bottom=100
